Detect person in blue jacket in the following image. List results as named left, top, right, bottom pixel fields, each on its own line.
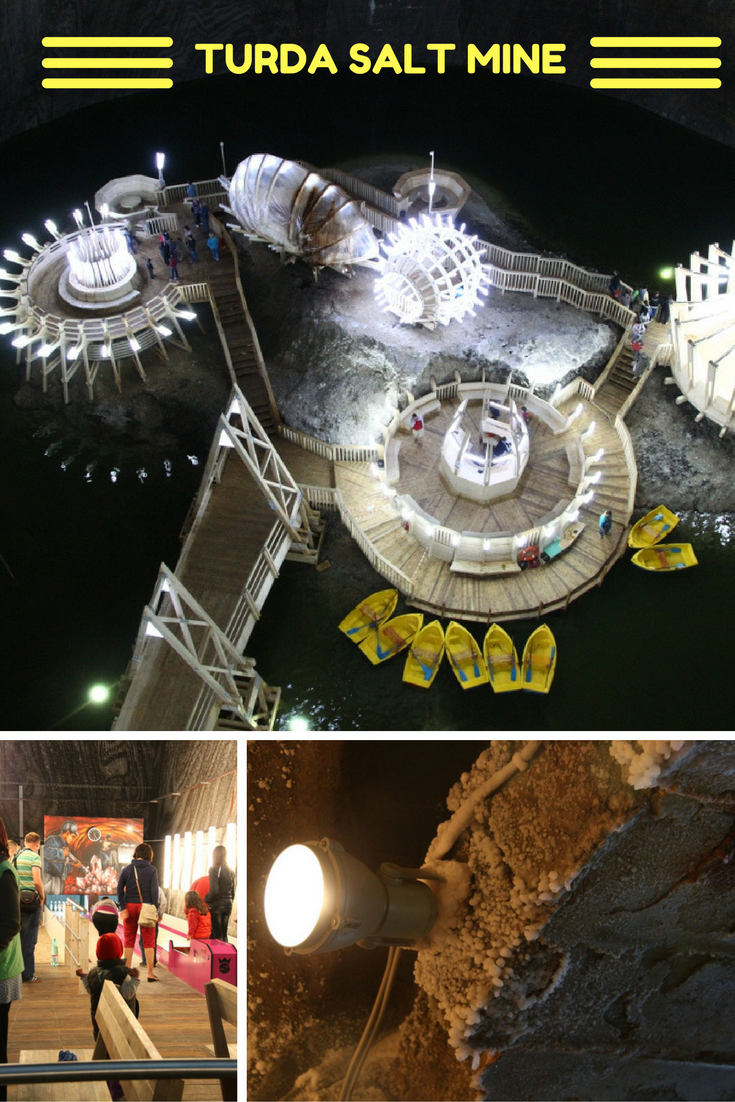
left=117, top=843, right=159, bottom=982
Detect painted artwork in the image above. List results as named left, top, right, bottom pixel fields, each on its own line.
left=43, top=816, right=144, bottom=895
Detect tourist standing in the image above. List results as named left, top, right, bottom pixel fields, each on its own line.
left=599, top=509, right=613, bottom=538
left=117, top=843, right=159, bottom=982
left=205, top=845, right=235, bottom=943
left=14, top=833, right=44, bottom=984
left=0, top=817, right=23, bottom=1102
left=207, top=233, right=220, bottom=261
left=200, top=202, right=210, bottom=234
left=169, top=252, right=179, bottom=281
left=186, top=181, right=197, bottom=198
left=191, top=198, right=202, bottom=228
left=410, top=412, right=424, bottom=445
left=145, top=258, right=155, bottom=279
left=185, top=229, right=198, bottom=263
left=159, top=235, right=170, bottom=265
left=608, top=270, right=621, bottom=299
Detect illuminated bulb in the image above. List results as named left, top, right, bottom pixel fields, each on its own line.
left=66, top=346, right=81, bottom=360
left=3, top=250, right=21, bottom=262
left=218, top=429, right=235, bottom=448
left=128, top=337, right=141, bottom=352
left=88, top=684, right=110, bottom=704
left=145, top=621, right=163, bottom=638
left=100, top=343, right=110, bottom=357
left=157, top=325, right=172, bottom=337
left=12, top=335, right=32, bottom=349
left=590, top=470, right=602, bottom=484
left=38, top=343, right=56, bottom=357
left=265, top=845, right=324, bottom=948
left=156, top=152, right=165, bottom=170
left=177, top=310, right=197, bottom=320
left=72, top=209, right=84, bottom=227
left=100, top=204, right=109, bottom=220
left=45, top=220, right=59, bottom=237
left=21, top=233, right=41, bottom=251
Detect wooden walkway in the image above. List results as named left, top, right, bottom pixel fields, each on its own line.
left=5, top=929, right=235, bottom=1101
left=331, top=396, right=631, bottom=622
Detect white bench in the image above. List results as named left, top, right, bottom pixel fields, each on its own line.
left=450, top=558, right=521, bottom=576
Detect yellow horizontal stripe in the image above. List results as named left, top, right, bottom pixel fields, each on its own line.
left=590, top=36, right=721, bottom=47
left=590, top=77, right=721, bottom=88
left=42, top=77, right=173, bottom=88
left=42, top=57, right=173, bottom=68
left=590, top=57, right=721, bottom=68
left=42, top=36, right=172, bottom=48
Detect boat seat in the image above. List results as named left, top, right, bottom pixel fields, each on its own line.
left=450, top=648, right=476, bottom=663
left=488, top=653, right=514, bottom=666
left=383, top=625, right=405, bottom=645
left=412, top=646, right=439, bottom=663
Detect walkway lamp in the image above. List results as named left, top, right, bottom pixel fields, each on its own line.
left=156, top=152, right=166, bottom=190
left=264, top=838, right=438, bottom=955
left=45, top=220, right=61, bottom=240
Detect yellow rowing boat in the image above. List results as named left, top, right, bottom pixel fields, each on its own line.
left=483, top=623, right=521, bottom=693
left=338, top=588, right=398, bottom=644
left=403, top=620, right=445, bottom=688
left=628, top=505, right=679, bottom=548
left=445, top=621, right=490, bottom=689
left=631, top=543, right=698, bottom=571
left=521, top=624, right=557, bottom=694
left=358, top=613, right=424, bottom=665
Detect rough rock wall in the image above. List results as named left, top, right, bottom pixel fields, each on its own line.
left=0, top=738, right=164, bottom=838
left=1, top=1, right=732, bottom=146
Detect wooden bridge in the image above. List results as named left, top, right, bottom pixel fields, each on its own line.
left=111, top=177, right=673, bottom=728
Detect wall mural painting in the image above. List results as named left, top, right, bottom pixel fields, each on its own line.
left=43, top=816, right=144, bottom=895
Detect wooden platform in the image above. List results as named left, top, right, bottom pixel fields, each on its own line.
left=115, top=452, right=280, bottom=729
left=6, top=929, right=235, bottom=1101
left=333, top=395, right=633, bottom=622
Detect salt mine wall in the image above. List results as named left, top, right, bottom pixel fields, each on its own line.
left=248, top=740, right=735, bottom=1102
left=2, top=0, right=732, bottom=146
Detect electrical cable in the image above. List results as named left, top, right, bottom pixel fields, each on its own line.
left=338, top=742, right=543, bottom=1101
left=340, top=946, right=402, bottom=1102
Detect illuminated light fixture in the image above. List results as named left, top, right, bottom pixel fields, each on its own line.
left=45, top=220, right=60, bottom=239
left=156, top=151, right=166, bottom=189
left=157, top=325, right=172, bottom=337
left=208, top=826, right=217, bottom=869
left=73, top=209, right=85, bottom=228
left=145, top=621, right=163, bottom=637
left=659, top=267, right=674, bottom=280
left=591, top=447, right=605, bottom=463
left=580, top=420, right=596, bottom=441
left=450, top=532, right=461, bottom=547
left=590, top=470, right=602, bottom=484
left=38, top=343, right=57, bottom=357
left=128, top=337, right=141, bottom=352
left=164, top=835, right=172, bottom=889
left=21, top=233, right=42, bottom=252
left=3, top=249, right=30, bottom=267
left=12, top=335, right=33, bottom=349
left=570, top=509, right=580, bottom=522
left=227, top=396, right=242, bottom=418
left=0, top=323, right=14, bottom=334
left=100, top=204, right=110, bottom=221
left=374, top=213, right=491, bottom=330
left=218, top=428, right=235, bottom=448
left=177, top=310, right=197, bottom=321
left=287, top=715, right=311, bottom=732
left=264, top=838, right=438, bottom=955
left=194, top=830, right=205, bottom=880
left=100, top=343, right=110, bottom=357
left=226, top=823, right=236, bottom=873
left=0, top=269, right=22, bottom=283
left=173, top=833, right=181, bottom=891
left=582, top=490, right=595, bottom=504
left=87, top=684, right=110, bottom=704
left=66, top=345, right=82, bottom=360
left=183, top=831, right=193, bottom=891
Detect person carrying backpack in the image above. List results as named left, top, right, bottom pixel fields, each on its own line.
left=76, top=933, right=140, bottom=1040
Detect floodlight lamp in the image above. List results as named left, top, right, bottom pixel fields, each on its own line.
left=264, top=838, right=438, bottom=955
left=156, top=152, right=165, bottom=171
left=3, top=250, right=20, bottom=263
left=157, top=325, right=172, bottom=337
left=177, top=310, right=197, bottom=321
left=88, top=684, right=110, bottom=704
left=12, top=335, right=32, bottom=349
left=73, top=209, right=84, bottom=228
left=21, top=233, right=41, bottom=251
left=45, top=220, right=58, bottom=237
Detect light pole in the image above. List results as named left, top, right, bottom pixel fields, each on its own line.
left=84, top=200, right=95, bottom=227
left=428, top=150, right=436, bottom=214
left=220, top=141, right=227, bottom=178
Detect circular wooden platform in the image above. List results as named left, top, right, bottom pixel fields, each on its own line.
left=333, top=394, right=634, bottom=622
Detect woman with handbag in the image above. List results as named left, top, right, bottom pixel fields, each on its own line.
left=0, top=817, right=24, bottom=1102
left=117, top=843, right=160, bottom=982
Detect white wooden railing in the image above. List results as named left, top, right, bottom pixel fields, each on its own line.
left=144, top=212, right=180, bottom=236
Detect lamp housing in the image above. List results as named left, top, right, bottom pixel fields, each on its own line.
left=264, top=837, right=438, bottom=956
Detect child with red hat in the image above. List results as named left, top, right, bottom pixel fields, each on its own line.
left=76, top=933, right=140, bottom=1039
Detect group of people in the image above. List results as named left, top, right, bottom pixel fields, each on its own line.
left=0, top=817, right=235, bottom=1101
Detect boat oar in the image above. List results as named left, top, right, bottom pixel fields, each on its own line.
left=450, top=652, right=468, bottom=683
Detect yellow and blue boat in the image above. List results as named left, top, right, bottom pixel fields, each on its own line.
left=403, top=620, right=445, bottom=688
left=521, top=624, right=557, bottom=694
left=483, top=623, right=521, bottom=693
left=631, top=543, right=698, bottom=571
left=445, top=621, right=490, bottom=689
left=338, top=588, right=398, bottom=644
left=359, top=612, right=424, bottom=665
left=628, top=505, right=679, bottom=549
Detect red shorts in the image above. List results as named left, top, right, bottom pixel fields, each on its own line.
left=122, top=903, right=156, bottom=948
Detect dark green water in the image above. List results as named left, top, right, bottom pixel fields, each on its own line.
left=0, top=71, right=733, bottom=730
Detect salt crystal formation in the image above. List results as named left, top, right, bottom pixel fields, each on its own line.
left=609, top=739, right=688, bottom=789
left=413, top=741, right=636, bottom=1066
